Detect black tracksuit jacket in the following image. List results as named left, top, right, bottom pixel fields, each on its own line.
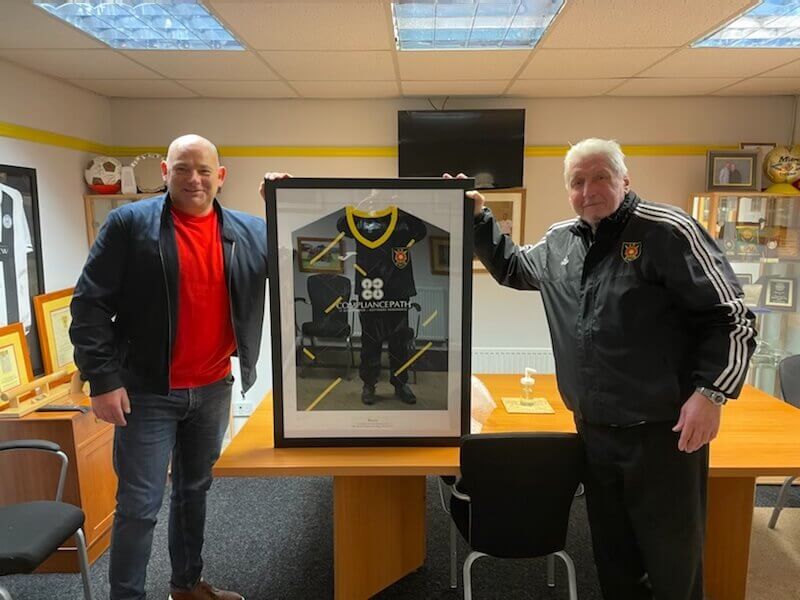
left=474, top=191, right=757, bottom=426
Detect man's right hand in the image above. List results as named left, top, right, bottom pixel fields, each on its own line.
left=442, top=172, right=485, bottom=215
left=91, top=387, right=131, bottom=426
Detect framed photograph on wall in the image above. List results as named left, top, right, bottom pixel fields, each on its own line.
left=735, top=273, right=753, bottom=286
left=0, top=165, right=46, bottom=375
left=474, top=188, right=525, bottom=272
left=705, top=150, right=759, bottom=192
left=265, top=177, right=473, bottom=447
left=33, top=287, right=75, bottom=375
left=296, top=236, right=345, bottom=273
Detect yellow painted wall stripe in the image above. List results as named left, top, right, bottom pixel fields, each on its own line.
left=354, top=264, right=367, bottom=276
left=324, top=296, right=343, bottom=314
left=422, top=310, right=438, bottom=327
left=302, top=348, right=316, bottom=360
left=0, top=121, right=740, bottom=158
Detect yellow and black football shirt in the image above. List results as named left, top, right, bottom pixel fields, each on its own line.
left=336, top=205, right=428, bottom=301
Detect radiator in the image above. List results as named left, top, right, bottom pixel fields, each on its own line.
left=471, top=347, right=555, bottom=374
left=352, top=285, right=448, bottom=342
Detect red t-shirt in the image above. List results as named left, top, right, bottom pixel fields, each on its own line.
left=169, top=207, right=236, bottom=388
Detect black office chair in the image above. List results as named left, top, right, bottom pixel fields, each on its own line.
left=0, top=440, right=93, bottom=600
left=295, top=274, right=355, bottom=379
left=768, top=354, right=800, bottom=529
left=448, top=433, right=585, bottom=600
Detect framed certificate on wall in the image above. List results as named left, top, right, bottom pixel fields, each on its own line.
left=265, top=177, right=474, bottom=447
left=0, top=322, right=33, bottom=401
left=33, top=287, right=75, bottom=375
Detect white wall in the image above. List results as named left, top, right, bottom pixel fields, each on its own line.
left=0, top=59, right=112, bottom=290
left=3, top=60, right=798, bottom=402
left=110, top=94, right=798, bottom=352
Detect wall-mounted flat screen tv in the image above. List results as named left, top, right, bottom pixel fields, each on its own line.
left=398, top=109, right=525, bottom=189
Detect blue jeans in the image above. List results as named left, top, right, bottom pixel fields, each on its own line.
left=109, top=375, right=233, bottom=600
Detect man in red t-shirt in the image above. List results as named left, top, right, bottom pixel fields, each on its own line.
left=72, top=135, right=267, bottom=600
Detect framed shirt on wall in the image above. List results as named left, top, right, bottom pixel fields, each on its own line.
left=264, top=177, right=474, bottom=447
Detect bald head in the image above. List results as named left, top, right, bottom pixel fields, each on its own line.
left=161, top=134, right=226, bottom=216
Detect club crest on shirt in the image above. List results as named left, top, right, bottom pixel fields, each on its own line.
left=621, top=241, right=641, bottom=262
left=2, top=215, right=11, bottom=229
left=392, top=247, right=409, bottom=269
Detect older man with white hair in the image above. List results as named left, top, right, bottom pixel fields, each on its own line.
left=466, top=138, right=757, bottom=600
left=71, top=134, right=267, bottom=600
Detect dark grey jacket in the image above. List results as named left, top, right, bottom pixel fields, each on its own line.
left=474, top=191, right=757, bottom=425
left=70, top=193, right=267, bottom=397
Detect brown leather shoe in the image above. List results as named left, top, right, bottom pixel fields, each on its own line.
left=168, top=580, right=244, bottom=600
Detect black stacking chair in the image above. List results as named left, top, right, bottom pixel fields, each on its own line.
left=0, top=440, right=93, bottom=600
left=295, top=274, right=355, bottom=379
left=768, top=354, right=800, bottom=529
left=449, top=433, right=585, bottom=600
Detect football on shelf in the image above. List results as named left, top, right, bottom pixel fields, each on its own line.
left=84, top=156, right=122, bottom=193
left=764, top=145, right=800, bottom=185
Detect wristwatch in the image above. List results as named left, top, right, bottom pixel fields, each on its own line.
left=696, top=386, right=727, bottom=406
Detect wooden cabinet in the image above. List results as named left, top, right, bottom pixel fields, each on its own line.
left=0, top=392, right=116, bottom=572
left=691, top=192, right=800, bottom=396
left=84, top=193, right=158, bottom=247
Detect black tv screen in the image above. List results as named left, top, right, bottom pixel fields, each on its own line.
left=398, top=109, right=525, bottom=189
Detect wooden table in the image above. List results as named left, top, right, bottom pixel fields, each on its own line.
left=0, top=392, right=116, bottom=572
left=214, top=374, right=800, bottom=600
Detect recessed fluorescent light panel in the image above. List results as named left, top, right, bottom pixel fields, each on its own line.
left=33, top=0, right=244, bottom=50
left=694, top=0, right=800, bottom=48
left=392, top=0, right=565, bottom=50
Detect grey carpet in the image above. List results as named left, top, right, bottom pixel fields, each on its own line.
left=1, top=479, right=798, bottom=599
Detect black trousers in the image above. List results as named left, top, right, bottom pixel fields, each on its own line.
left=575, top=419, right=708, bottom=600
left=358, top=309, right=414, bottom=387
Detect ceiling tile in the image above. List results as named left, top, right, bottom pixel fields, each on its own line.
left=210, top=1, right=393, bottom=50
left=398, top=50, right=529, bottom=80
left=641, top=48, right=800, bottom=78
left=70, top=79, right=197, bottom=98
left=401, top=80, right=507, bottom=96
left=260, top=51, right=395, bottom=80
left=520, top=49, right=673, bottom=79
left=291, top=80, right=399, bottom=98
left=178, top=80, right=297, bottom=98
left=0, top=0, right=103, bottom=49
left=609, top=78, right=741, bottom=96
left=507, top=79, right=623, bottom=97
left=122, top=51, right=278, bottom=80
left=0, top=49, right=160, bottom=79
left=714, top=77, right=800, bottom=95
left=760, top=59, right=800, bottom=78
left=541, top=0, right=755, bottom=48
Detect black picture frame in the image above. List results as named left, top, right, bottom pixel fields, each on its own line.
left=266, top=177, right=473, bottom=447
left=0, top=165, right=46, bottom=375
left=705, top=150, right=759, bottom=192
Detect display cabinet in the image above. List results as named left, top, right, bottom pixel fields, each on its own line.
left=83, top=193, right=158, bottom=247
left=691, top=192, right=800, bottom=396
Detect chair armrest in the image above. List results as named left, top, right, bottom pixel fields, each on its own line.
left=0, top=439, right=61, bottom=454
left=410, top=302, right=421, bottom=312
left=451, top=478, right=471, bottom=502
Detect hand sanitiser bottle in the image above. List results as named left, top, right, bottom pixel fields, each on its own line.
left=520, top=368, right=536, bottom=404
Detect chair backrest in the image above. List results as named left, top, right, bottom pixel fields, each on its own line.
left=307, top=274, right=351, bottom=325
left=455, top=432, right=585, bottom=559
left=779, top=355, right=800, bottom=409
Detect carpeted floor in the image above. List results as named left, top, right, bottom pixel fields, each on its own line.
left=2, top=479, right=799, bottom=599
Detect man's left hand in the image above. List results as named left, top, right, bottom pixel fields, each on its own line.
left=672, top=391, right=721, bottom=453
left=259, top=172, right=293, bottom=201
